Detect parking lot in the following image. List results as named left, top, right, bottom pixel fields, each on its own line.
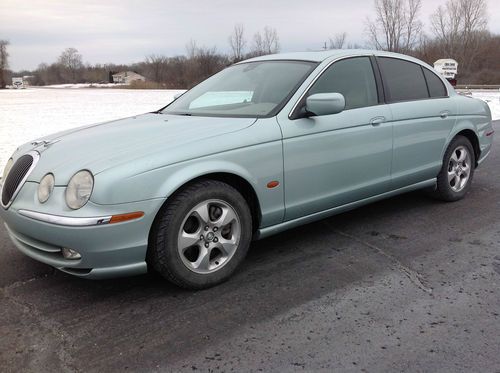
left=1, top=120, right=499, bottom=372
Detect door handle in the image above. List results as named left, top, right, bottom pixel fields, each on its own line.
left=439, top=111, right=450, bottom=119
left=370, top=116, right=386, bottom=126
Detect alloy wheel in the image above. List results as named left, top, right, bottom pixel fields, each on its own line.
left=177, top=199, right=241, bottom=274
left=447, top=145, right=471, bottom=192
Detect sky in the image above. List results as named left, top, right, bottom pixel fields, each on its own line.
left=1, top=0, right=499, bottom=71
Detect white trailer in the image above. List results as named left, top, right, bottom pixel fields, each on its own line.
left=434, top=59, right=458, bottom=80
left=12, top=77, right=24, bottom=89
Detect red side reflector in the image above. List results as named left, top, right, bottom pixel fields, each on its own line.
left=266, top=180, right=280, bottom=189
left=109, top=211, right=144, bottom=224
left=485, top=130, right=494, bottom=137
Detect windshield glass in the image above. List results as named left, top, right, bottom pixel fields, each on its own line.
left=161, top=60, right=316, bottom=118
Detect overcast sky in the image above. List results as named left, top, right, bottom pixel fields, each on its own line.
left=1, top=0, right=499, bottom=71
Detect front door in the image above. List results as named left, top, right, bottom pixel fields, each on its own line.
left=277, top=56, right=393, bottom=221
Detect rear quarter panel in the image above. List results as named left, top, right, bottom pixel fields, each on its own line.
left=447, top=95, right=493, bottom=163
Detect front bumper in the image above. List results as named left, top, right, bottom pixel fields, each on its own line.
left=0, top=182, right=165, bottom=279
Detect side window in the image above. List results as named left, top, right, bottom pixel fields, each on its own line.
left=308, top=57, right=378, bottom=110
left=423, top=68, right=447, bottom=98
left=378, top=57, right=429, bottom=102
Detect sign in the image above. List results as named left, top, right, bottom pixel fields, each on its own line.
left=433, top=59, right=458, bottom=79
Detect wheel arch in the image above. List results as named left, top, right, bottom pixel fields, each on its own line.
left=455, top=129, right=481, bottom=167
left=446, top=120, right=481, bottom=167
left=150, top=169, right=262, bottom=238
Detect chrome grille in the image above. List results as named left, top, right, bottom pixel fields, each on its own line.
left=1, top=153, right=37, bottom=207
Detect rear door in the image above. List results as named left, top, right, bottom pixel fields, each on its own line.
left=277, top=56, right=393, bottom=221
left=377, top=57, right=458, bottom=188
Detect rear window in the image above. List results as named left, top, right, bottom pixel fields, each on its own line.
left=378, top=57, right=428, bottom=102
left=423, top=68, right=447, bottom=97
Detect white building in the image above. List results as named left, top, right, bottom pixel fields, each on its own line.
left=112, top=71, right=146, bottom=84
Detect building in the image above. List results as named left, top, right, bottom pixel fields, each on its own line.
left=112, top=71, right=146, bottom=84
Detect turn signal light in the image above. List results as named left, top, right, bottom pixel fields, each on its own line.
left=266, top=180, right=280, bottom=189
left=109, top=211, right=144, bottom=224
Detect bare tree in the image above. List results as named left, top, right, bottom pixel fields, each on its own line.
left=252, top=26, right=280, bottom=56
left=366, top=0, right=422, bottom=52
left=329, top=32, right=347, bottom=49
left=0, top=40, right=9, bottom=88
left=185, top=39, right=198, bottom=59
left=228, top=24, right=246, bottom=62
left=431, top=0, right=487, bottom=70
left=57, top=47, right=83, bottom=82
left=145, top=54, right=168, bottom=83
left=184, top=41, right=228, bottom=87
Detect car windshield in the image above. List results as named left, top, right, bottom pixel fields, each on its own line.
left=161, top=60, right=316, bottom=118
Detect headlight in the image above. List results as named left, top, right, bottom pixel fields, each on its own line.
left=2, top=158, right=14, bottom=180
left=65, top=170, right=94, bottom=209
left=38, top=173, right=55, bottom=203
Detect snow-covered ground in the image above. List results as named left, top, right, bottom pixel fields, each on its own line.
left=0, top=88, right=183, bottom=171
left=42, top=83, right=125, bottom=88
left=0, top=88, right=498, bottom=172
left=469, top=90, right=500, bottom=121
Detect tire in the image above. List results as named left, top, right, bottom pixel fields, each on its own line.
left=434, top=135, right=475, bottom=202
left=148, top=179, right=252, bottom=289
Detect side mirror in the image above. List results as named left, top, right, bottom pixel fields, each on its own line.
left=305, top=93, right=345, bottom=116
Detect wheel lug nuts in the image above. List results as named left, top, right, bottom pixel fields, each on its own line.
left=200, top=235, right=204, bottom=240
left=213, top=227, right=218, bottom=232
left=205, top=243, right=209, bottom=248
left=213, top=237, right=218, bottom=242
left=204, top=226, right=209, bottom=231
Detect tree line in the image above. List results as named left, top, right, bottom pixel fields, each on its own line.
left=0, top=0, right=498, bottom=89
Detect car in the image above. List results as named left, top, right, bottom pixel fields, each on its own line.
left=0, top=50, right=494, bottom=289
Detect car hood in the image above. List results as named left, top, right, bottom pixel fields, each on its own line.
left=23, top=113, right=257, bottom=183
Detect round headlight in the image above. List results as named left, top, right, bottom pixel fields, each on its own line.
left=38, top=173, right=55, bottom=203
left=2, top=158, right=14, bottom=180
left=65, top=170, right=94, bottom=210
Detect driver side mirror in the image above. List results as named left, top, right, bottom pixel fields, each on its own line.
left=305, top=93, right=345, bottom=117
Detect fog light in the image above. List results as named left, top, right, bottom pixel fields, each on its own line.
left=62, top=248, right=81, bottom=260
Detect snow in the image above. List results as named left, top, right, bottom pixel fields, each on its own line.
left=0, top=88, right=498, bottom=173
left=469, top=90, right=500, bottom=122
left=0, top=88, right=184, bottom=171
left=42, top=83, right=125, bottom=89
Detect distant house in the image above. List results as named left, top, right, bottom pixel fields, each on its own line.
left=112, top=71, right=146, bottom=84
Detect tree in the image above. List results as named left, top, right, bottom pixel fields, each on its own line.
left=329, top=32, right=347, bottom=49
left=228, top=24, right=246, bottom=62
left=184, top=41, right=228, bottom=88
left=0, top=40, right=9, bottom=88
left=57, top=47, right=83, bottom=83
left=366, top=0, right=422, bottom=52
left=430, top=0, right=487, bottom=71
left=145, top=54, right=169, bottom=84
left=251, top=26, right=280, bottom=56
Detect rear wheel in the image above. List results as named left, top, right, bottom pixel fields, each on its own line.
left=434, top=135, right=475, bottom=201
left=148, top=180, right=252, bottom=289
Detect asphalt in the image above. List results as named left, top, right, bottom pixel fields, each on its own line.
left=1, top=121, right=499, bottom=373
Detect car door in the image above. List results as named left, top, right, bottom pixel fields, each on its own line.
left=377, top=57, right=458, bottom=189
left=276, top=56, right=393, bottom=221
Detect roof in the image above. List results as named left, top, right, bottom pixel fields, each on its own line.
left=112, top=71, right=144, bottom=77
left=434, top=58, right=458, bottom=65
left=241, top=49, right=433, bottom=69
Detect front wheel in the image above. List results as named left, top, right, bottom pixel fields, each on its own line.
left=434, top=135, right=475, bottom=202
left=148, top=180, right=252, bottom=289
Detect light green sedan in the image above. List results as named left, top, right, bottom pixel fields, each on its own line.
left=0, top=50, right=494, bottom=289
